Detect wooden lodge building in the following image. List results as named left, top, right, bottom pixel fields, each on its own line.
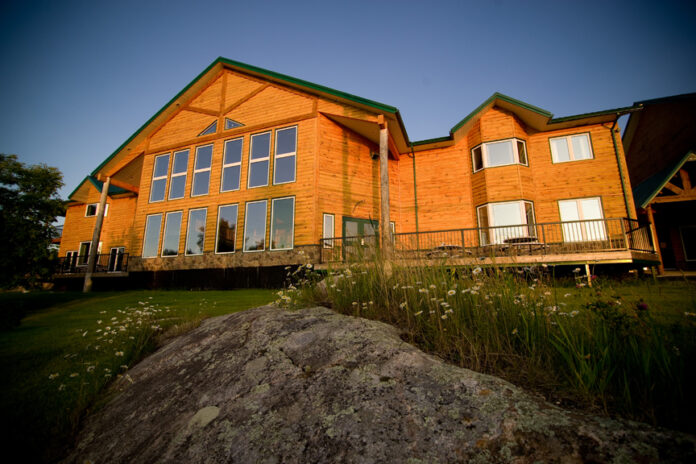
left=57, top=57, right=661, bottom=286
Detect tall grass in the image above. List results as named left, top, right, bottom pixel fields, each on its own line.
left=280, top=259, right=696, bottom=431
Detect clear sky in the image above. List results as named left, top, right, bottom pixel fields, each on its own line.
left=1, top=0, right=694, bottom=203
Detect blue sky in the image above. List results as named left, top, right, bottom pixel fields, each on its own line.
left=1, top=0, right=694, bottom=203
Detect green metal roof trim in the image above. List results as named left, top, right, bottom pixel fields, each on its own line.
left=548, top=105, right=639, bottom=124
left=450, top=93, right=552, bottom=134
left=67, top=176, right=131, bottom=200
left=632, top=150, right=694, bottom=208
left=411, top=136, right=452, bottom=147
left=90, top=57, right=402, bottom=178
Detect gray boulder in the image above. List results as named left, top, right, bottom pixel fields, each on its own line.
left=65, top=306, right=695, bottom=463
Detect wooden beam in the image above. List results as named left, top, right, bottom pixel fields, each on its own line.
left=663, top=182, right=683, bottom=195
left=223, top=83, right=269, bottom=115
left=108, top=178, right=140, bottom=194
left=680, top=169, right=692, bottom=191
left=183, top=106, right=219, bottom=117
left=646, top=205, right=664, bottom=275
left=104, top=151, right=144, bottom=178
left=387, top=133, right=401, bottom=161
left=652, top=193, right=696, bottom=204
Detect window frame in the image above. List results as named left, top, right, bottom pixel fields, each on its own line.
left=557, top=196, right=606, bottom=242
left=168, top=149, right=190, bottom=200
left=471, top=138, right=528, bottom=173
left=549, top=132, right=594, bottom=163
left=149, top=153, right=170, bottom=203
left=84, top=203, right=108, bottom=217
left=270, top=196, right=295, bottom=251
left=243, top=199, right=268, bottom=253
left=248, top=131, right=271, bottom=189
left=185, top=207, right=207, bottom=256
left=273, top=125, right=297, bottom=185
left=476, top=200, right=536, bottom=245
left=161, top=210, right=183, bottom=257
left=142, top=213, right=163, bottom=258
left=220, top=137, right=243, bottom=193
left=78, top=241, right=91, bottom=265
left=215, top=204, right=239, bottom=254
left=191, top=144, right=213, bottom=197
left=322, top=213, right=335, bottom=249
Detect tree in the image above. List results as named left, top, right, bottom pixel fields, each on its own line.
left=0, top=154, right=65, bottom=288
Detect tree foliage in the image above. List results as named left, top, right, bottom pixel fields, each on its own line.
left=0, top=154, right=65, bottom=288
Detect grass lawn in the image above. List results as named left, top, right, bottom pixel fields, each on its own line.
left=0, top=289, right=276, bottom=463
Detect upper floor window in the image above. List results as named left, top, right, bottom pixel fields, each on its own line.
left=221, top=137, right=243, bottom=192
left=168, top=149, right=189, bottom=200
left=191, top=144, right=213, bottom=197
left=248, top=132, right=271, bottom=188
left=550, top=133, right=593, bottom=163
left=85, top=203, right=108, bottom=217
left=274, top=126, right=297, bottom=184
left=472, top=138, right=527, bottom=172
left=477, top=200, right=535, bottom=245
left=149, top=153, right=170, bottom=202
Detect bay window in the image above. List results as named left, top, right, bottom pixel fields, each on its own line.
left=477, top=200, right=536, bottom=245
left=472, top=138, right=527, bottom=172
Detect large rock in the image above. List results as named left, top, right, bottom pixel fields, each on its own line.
left=65, top=306, right=694, bottom=463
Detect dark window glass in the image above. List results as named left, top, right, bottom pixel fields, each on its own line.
left=186, top=209, right=207, bottom=255
left=271, top=197, right=295, bottom=250
left=244, top=201, right=267, bottom=251
left=216, top=205, right=238, bottom=253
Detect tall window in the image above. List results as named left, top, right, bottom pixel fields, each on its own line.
left=274, top=126, right=297, bottom=184
left=477, top=201, right=536, bottom=245
left=558, top=197, right=605, bottom=242
left=248, top=132, right=270, bottom=188
left=142, top=214, right=162, bottom=258
left=150, top=154, right=170, bottom=202
left=323, top=213, right=335, bottom=248
left=243, top=200, right=267, bottom=252
left=472, top=138, right=527, bottom=172
left=191, top=144, right=213, bottom=196
left=270, top=197, right=295, bottom=250
left=185, top=208, right=207, bottom=255
left=78, top=241, right=91, bottom=265
left=168, top=149, right=189, bottom=200
left=216, top=204, right=238, bottom=253
left=550, top=133, right=593, bottom=163
left=221, top=137, right=243, bottom=192
left=161, top=211, right=183, bottom=256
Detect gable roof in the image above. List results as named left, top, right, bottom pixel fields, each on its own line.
left=68, top=175, right=134, bottom=203
left=633, top=150, right=694, bottom=208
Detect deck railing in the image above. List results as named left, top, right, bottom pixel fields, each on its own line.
left=319, top=218, right=656, bottom=264
left=56, top=253, right=129, bottom=274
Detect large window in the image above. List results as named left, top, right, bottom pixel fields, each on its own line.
left=161, top=211, right=183, bottom=256
left=168, top=149, right=189, bottom=200
left=472, top=138, right=527, bottom=172
left=221, top=137, right=243, bottom=192
left=191, top=144, right=213, bottom=197
left=477, top=200, right=536, bottom=245
left=216, top=204, right=238, bottom=253
left=185, top=208, right=207, bottom=255
left=323, top=213, right=335, bottom=248
left=243, top=200, right=267, bottom=252
left=274, top=126, right=297, bottom=184
left=142, top=214, right=162, bottom=258
left=550, top=133, right=593, bottom=163
left=270, top=197, right=295, bottom=250
left=558, top=197, right=606, bottom=242
left=248, top=132, right=270, bottom=188
left=150, top=154, right=170, bottom=202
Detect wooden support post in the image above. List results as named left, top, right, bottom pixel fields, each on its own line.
left=585, top=263, right=592, bottom=288
left=378, top=116, right=392, bottom=258
left=83, top=176, right=110, bottom=292
left=646, top=205, right=664, bottom=275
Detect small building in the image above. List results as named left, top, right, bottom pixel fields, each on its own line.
left=57, top=58, right=658, bottom=282
left=623, top=93, right=696, bottom=272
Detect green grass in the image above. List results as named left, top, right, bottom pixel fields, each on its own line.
left=0, top=289, right=276, bottom=463
left=281, top=261, right=696, bottom=432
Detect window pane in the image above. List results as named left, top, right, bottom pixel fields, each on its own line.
left=486, top=140, right=515, bottom=167
left=490, top=202, right=522, bottom=226
left=551, top=138, right=570, bottom=162
left=79, top=242, right=90, bottom=264
left=271, top=198, right=295, bottom=250
left=251, top=132, right=270, bottom=160
left=517, top=141, right=528, bottom=165
left=224, top=138, right=243, bottom=164
left=225, top=118, right=243, bottom=130
left=186, top=209, right=207, bottom=255
left=169, top=175, right=186, bottom=200
left=162, top=212, right=182, bottom=256
left=248, top=160, right=269, bottom=187
left=244, top=201, right=267, bottom=251
left=192, top=170, right=211, bottom=196
left=143, top=214, right=162, bottom=257
left=153, top=155, right=169, bottom=178
left=150, top=178, right=166, bottom=202
left=86, top=204, right=97, bottom=216
left=477, top=206, right=489, bottom=245
left=221, top=165, right=240, bottom=192
left=580, top=198, right=603, bottom=219
left=559, top=200, right=582, bottom=242
left=199, top=121, right=217, bottom=136
left=195, top=145, right=213, bottom=170
left=571, top=135, right=592, bottom=160
left=323, top=214, right=334, bottom=248
left=172, top=150, right=189, bottom=174
left=472, top=147, right=483, bottom=171
left=274, top=156, right=295, bottom=184
left=216, top=205, right=238, bottom=253
left=276, top=127, right=296, bottom=155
